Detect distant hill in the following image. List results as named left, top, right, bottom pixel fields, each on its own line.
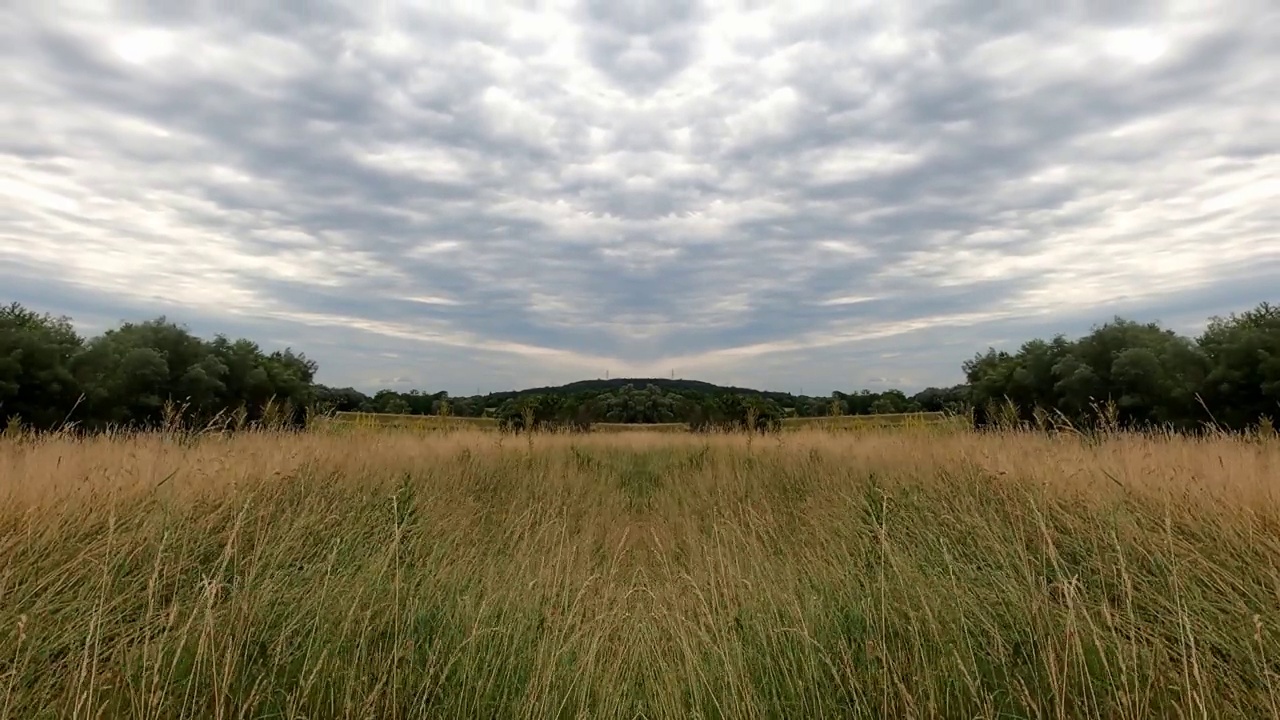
left=481, top=377, right=801, bottom=402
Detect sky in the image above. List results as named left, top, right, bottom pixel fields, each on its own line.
left=2, top=1, right=1277, bottom=396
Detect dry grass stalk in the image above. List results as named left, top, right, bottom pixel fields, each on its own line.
left=1, top=427, right=1278, bottom=718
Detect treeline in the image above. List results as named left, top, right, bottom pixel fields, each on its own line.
left=0, top=303, right=316, bottom=431
left=3, top=300, right=1277, bottom=434
left=964, top=303, right=1279, bottom=431
left=479, top=385, right=973, bottom=432
left=317, top=380, right=969, bottom=426
left=484, top=386, right=789, bottom=432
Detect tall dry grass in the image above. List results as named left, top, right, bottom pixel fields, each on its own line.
left=1, top=427, right=1278, bottom=719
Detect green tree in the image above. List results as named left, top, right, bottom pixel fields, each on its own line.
left=1198, top=302, right=1280, bottom=429
left=1062, top=319, right=1207, bottom=428
left=0, top=303, right=84, bottom=428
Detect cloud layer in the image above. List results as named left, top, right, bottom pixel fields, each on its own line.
left=3, top=0, right=1277, bottom=393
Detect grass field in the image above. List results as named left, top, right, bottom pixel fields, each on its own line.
left=327, top=410, right=963, bottom=433
left=2, top=426, right=1278, bottom=719
left=781, top=411, right=961, bottom=430
left=329, top=411, right=499, bottom=429
left=591, top=422, right=688, bottom=433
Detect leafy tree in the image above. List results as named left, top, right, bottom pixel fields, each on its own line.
left=0, top=303, right=84, bottom=428
left=1198, top=302, right=1280, bottom=429
left=910, top=385, right=970, bottom=414
left=314, top=385, right=372, bottom=413
left=1061, top=319, right=1207, bottom=428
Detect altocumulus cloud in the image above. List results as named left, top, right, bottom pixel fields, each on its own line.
left=1, top=0, right=1277, bottom=394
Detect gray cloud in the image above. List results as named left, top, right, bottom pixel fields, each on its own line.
left=2, top=0, right=1277, bottom=394
left=579, top=0, right=706, bottom=93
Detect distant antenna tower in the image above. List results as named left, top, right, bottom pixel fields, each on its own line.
left=605, top=369, right=609, bottom=380
left=671, top=368, right=674, bottom=379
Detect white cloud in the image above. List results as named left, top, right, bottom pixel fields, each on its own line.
left=1, top=0, right=1277, bottom=394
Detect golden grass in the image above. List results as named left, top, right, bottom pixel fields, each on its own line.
left=328, top=412, right=499, bottom=429
left=782, top=411, right=961, bottom=430
left=2, top=427, right=1278, bottom=719
left=329, top=410, right=959, bottom=434
left=591, top=422, right=688, bottom=433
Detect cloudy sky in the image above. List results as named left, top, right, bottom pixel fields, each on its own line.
left=2, top=1, right=1277, bottom=395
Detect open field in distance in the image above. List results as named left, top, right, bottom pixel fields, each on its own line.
left=591, top=422, right=688, bottom=433
left=2, top=427, right=1279, bottom=719
left=780, top=411, right=959, bottom=430
left=328, top=411, right=500, bottom=429
left=327, top=410, right=963, bottom=433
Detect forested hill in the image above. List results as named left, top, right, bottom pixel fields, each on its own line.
left=486, top=378, right=787, bottom=401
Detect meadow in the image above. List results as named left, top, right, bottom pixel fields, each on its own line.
left=2, top=425, right=1278, bottom=719
left=327, top=409, right=962, bottom=433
